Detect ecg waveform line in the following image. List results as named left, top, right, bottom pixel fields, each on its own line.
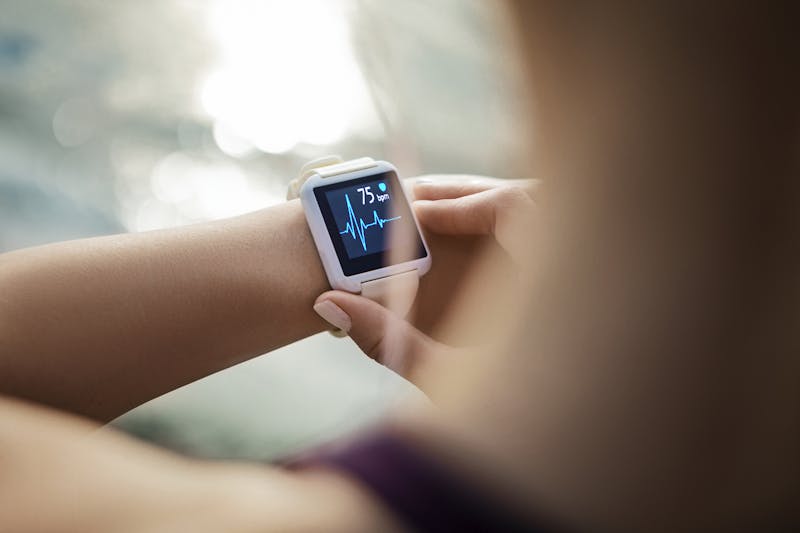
left=338, top=193, right=401, bottom=252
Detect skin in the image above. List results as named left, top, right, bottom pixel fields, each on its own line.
left=2, top=2, right=799, bottom=531
left=318, top=2, right=800, bottom=530
left=0, top=394, right=405, bottom=533
left=0, top=193, right=484, bottom=422
left=0, top=177, right=511, bottom=532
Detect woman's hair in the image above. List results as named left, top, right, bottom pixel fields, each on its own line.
left=431, top=2, right=800, bottom=530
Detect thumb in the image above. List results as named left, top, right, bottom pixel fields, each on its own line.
left=313, top=291, right=438, bottom=380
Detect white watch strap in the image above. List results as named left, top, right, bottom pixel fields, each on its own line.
left=287, top=156, right=377, bottom=200
left=289, top=156, right=421, bottom=322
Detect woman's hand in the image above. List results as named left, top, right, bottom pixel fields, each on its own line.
left=312, top=176, right=537, bottom=391
left=413, top=176, right=537, bottom=264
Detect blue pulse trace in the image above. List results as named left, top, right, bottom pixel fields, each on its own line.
left=338, top=193, right=401, bottom=252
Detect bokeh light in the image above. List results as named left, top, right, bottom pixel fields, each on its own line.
left=199, top=0, right=375, bottom=156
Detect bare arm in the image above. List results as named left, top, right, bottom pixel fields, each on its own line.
left=0, top=201, right=327, bottom=421
left=0, top=395, right=403, bottom=533
left=0, top=195, right=479, bottom=421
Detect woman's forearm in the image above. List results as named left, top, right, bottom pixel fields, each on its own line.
left=0, top=200, right=330, bottom=420
left=0, top=396, right=402, bottom=533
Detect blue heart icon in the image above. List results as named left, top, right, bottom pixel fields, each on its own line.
left=378, top=182, right=387, bottom=192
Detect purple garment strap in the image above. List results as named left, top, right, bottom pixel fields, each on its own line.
left=288, top=432, right=562, bottom=533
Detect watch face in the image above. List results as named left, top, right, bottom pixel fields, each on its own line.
left=314, top=170, right=427, bottom=276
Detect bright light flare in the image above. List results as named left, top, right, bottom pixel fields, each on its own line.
left=199, top=0, right=371, bottom=155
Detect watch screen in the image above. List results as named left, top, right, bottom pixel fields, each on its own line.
left=314, top=171, right=427, bottom=276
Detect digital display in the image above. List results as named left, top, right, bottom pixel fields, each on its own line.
left=314, top=171, right=427, bottom=276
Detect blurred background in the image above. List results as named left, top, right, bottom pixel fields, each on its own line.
left=0, top=0, right=526, bottom=461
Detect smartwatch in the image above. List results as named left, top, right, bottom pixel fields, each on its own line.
left=287, top=156, right=431, bottom=318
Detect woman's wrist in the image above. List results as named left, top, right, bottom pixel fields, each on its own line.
left=226, top=199, right=332, bottom=343
left=0, top=198, right=334, bottom=420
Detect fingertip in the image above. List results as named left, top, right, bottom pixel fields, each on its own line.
left=412, top=199, right=435, bottom=216
left=314, top=290, right=342, bottom=306
left=315, top=291, right=385, bottom=322
left=412, top=199, right=440, bottom=227
left=312, top=298, right=352, bottom=333
left=412, top=181, right=436, bottom=198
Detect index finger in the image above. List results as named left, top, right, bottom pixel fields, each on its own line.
left=413, top=181, right=500, bottom=201
left=413, top=178, right=540, bottom=201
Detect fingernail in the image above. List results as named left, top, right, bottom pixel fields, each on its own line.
left=415, top=178, right=433, bottom=184
left=313, top=300, right=351, bottom=333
